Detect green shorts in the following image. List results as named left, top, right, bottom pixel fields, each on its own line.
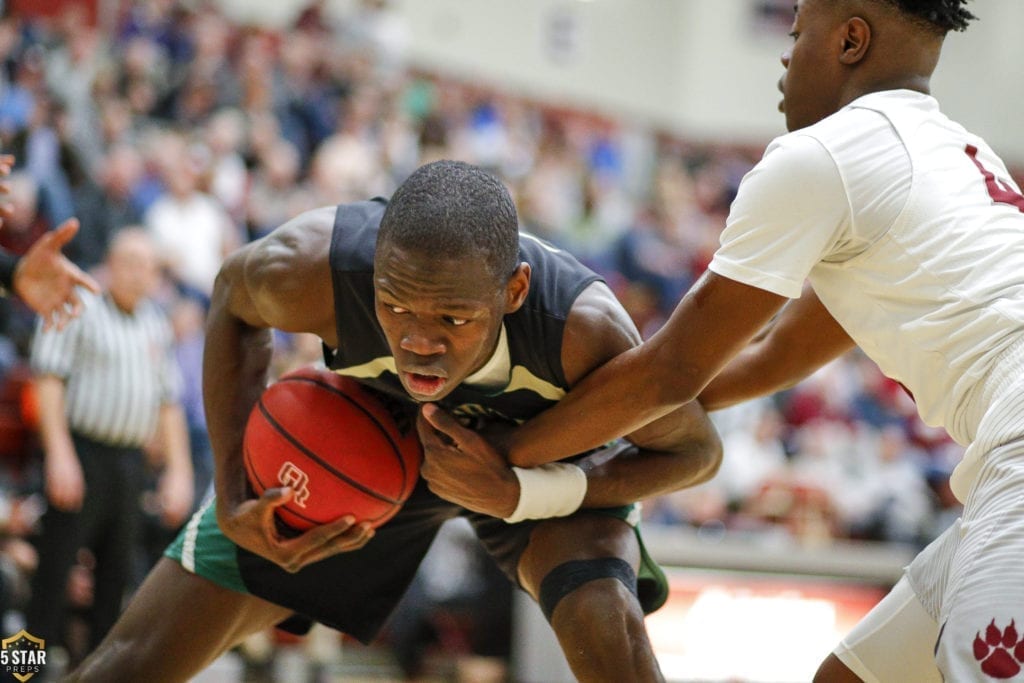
left=166, top=480, right=668, bottom=643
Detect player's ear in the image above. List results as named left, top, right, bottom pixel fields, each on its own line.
left=504, top=262, right=530, bottom=314
left=839, top=17, right=870, bottom=65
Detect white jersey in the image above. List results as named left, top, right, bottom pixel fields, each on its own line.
left=709, top=90, right=1024, bottom=451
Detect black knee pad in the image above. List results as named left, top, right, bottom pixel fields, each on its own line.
left=538, top=557, right=638, bottom=622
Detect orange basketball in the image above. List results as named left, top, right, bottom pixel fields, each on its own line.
left=243, top=366, right=421, bottom=531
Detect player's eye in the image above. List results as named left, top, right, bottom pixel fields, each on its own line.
left=444, top=316, right=469, bottom=327
left=386, top=304, right=409, bottom=315
left=788, top=31, right=799, bottom=41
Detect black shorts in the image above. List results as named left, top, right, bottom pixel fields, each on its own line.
left=167, top=479, right=665, bottom=644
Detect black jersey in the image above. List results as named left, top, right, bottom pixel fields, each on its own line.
left=326, top=199, right=602, bottom=425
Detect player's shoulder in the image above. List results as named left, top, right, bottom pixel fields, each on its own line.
left=559, top=279, right=640, bottom=384
left=773, top=92, right=921, bottom=157
left=288, top=205, right=342, bottom=232
left=758, top=105, right=896, bottom=182
left=273, top=199, right=386, bottom=234
left=566, top=280, right=630, bottom=331
left=245, top=206, right=339, bottom=281
left=263, top=200, right=383, bottom=258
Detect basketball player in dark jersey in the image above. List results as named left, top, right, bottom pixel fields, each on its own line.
left=69, top=160, right=721, bottom=682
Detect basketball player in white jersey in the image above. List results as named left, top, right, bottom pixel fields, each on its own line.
left=422, top=0, right=1024, bottom=680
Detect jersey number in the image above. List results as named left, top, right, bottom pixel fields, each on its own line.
left=966, top=144, right=1024, bottom=213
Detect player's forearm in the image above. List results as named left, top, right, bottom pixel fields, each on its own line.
left=579, top=402, right=723, bottom=507
left=508, top=340, right=695, bottom=468
left=204, top=279, right=274, bottom=509
left=697, top=343, right=788, bottom=411
left=579, top=436, right=722, bottom=508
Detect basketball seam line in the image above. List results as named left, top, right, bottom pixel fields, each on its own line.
left=257, top=398, right=402, bottom=506
left=286, top=374, right=415, bottom=499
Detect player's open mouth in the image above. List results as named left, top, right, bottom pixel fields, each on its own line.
left=403, top=372, right=447, bottom=397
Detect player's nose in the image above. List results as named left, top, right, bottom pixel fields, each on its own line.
left=399, top=325, right=446, bottom=357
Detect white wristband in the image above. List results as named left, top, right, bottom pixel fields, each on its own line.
left=503, top=463, right=588, bottom=524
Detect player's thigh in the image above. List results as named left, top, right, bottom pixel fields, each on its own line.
left=826, top=575, right=941, bottom=683
left=517, top=512, right=640, bottom=597
left=934, top=446, right=1024, bottom=681
left=72, top=557, right=293, bottom=683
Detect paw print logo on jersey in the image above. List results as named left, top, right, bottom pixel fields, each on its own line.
left=973, top=619, right=1024, bottom=678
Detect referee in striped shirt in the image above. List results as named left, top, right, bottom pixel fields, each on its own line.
left=25, top=228, right=193, bottom=659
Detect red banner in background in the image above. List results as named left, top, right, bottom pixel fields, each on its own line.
left=7, top=0, right=98, bottom=26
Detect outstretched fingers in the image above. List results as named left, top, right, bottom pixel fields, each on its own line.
left=49, top=217, right=81, bottom=246
left=49, top=219, right=100, bottom=295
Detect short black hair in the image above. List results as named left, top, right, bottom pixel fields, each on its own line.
left=378, top=160, right=519, bottom=282
left=880, top=0, right=976, bottom=33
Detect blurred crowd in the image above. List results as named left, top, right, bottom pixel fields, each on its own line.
left=0, top=0, right=989, bottom=678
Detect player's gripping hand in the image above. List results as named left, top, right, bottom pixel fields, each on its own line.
left=417, top=404, right=519, bottom=518
left=218, top=487, right=375, bottom=573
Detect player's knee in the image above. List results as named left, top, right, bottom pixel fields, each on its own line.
left=538, top=557, right=639, bottom=623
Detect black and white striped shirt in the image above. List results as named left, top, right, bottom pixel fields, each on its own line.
left=30, top=290, right=182, bottom=448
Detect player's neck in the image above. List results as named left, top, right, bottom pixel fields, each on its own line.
left=842, top=73, right=932, bottom=108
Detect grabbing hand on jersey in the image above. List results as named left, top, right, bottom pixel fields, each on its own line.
left=417, top=404, right=519, bottom=518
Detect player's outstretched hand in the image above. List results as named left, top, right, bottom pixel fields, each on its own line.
left=219, top=487, right=375, bottom=573
left=417, top=403, right=519, bottom=518
left=15, top=218, right=101, bottom=330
